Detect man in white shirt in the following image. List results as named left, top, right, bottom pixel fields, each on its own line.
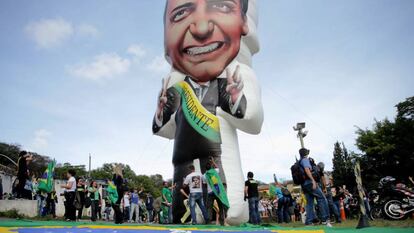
left=60, top=169, right=77, bottom=221
left=183, top=165, right=208, bottom=224
left=122, top=191, right=131, bottom=222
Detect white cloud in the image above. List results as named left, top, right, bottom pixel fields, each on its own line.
left=76, top=24, right=99, bottom=37
left=31, top=129, right=52, bottom=149
left=127, top=44, right=146, bottom=60
left=146, top=55, right=170, bottom=73
left=25, top=18, right=74, bottom=49
left=69, top=53, right=131, bottom=80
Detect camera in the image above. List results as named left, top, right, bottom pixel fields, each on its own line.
left=293, top=122, right=306, bottom=130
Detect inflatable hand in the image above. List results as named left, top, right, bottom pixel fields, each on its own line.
left=156, top=76, right=171, bottom=120
left=226, top=65, right=244, bottom=104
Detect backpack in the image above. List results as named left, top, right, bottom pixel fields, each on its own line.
left=282, top=187, right=291, bottom=196
left=291, top=158, right=305, bottom=185
left=309, top=157, right=321, bottom=182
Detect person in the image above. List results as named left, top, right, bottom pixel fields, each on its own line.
left=278, top=184, right=292, bottom=223
left=161, top=182, right=173, bottom=224
left=183, top=165, right=208, bottom=224
left=153, top=196, right=162, bottom=224
left=60, top=169, right=77, bottom=221
left=245, top=171, right=260, bottom=224
left=113, top=165, right=124, bottom=224
left=258, top=197, right=266, bottom=218
left=146, top=193, right=155, bottom=223
left=318, top=164, right=341, bottom=223
left=130, top=188, right=140, bottom=223
left=154, top=0, right=264, bottom=223
left=97, top=187, right=103, bottom=220
left=104, top=197, right=112, bottom=221
left=0, top=176, right=3, bottom=200
left=88, top=180, right=100, bottom=222
left=17, top=151, right=33, bottom=199
left=294, top=199, right=301, bottom=222
left=204, top=158, right=228, bottom=226
left=274, top=182, right=288, bottom=223
left=299, top=148, right=331, bottom=227
left=45, top=191, right=57, bottom=218
left=122, top=191, right=131, bottom=222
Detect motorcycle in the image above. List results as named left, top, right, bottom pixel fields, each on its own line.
left=368, top=190, right=383, bottom=220
left=372, top=176, right=414, bottom=220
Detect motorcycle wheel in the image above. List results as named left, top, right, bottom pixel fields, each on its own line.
left=383, top=199, right=408, bottom=220
left=369, top=206, right=383, bottom=220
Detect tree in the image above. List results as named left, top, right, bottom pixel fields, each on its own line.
left=54, top=163, right=87, bottom=180
left=0, top=142, right=51, bottom=177
left=0, top=142, right=21, bottom=170
left=89, top=163, right=164, bottom=198
left=355, top=96, right=414, bottom=189
left=332, top=142, right=356, bottom=190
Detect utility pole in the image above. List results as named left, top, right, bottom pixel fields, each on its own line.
left=293, top=122, right=308, bottom=148
left=89, top=153, right=91, bottom=179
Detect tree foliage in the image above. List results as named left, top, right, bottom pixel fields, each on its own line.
left=355, top=96, right=414, bottom=190
left=0, top=142, right=51, bottom=177
left=89, top=163, right=164, bottom=197
left=332, top=142, right=357, bottom=190
left=54, top=163, right=87, bottom=180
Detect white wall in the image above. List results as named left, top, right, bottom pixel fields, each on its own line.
left=0, top=199, right=38, bottom=217
left=0, top=172, right=16, bottom=194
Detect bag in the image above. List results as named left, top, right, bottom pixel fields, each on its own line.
left=291, top=159, right=305, bottom=185
left=24, top=180, right=32, bottom=191
left=84, top=196, right=92, bottom=208
left=282, top=187, right=290, bottom=196
left=309, top=157, right=321, bottom=182
left=74, top=192, right=83, bottom=210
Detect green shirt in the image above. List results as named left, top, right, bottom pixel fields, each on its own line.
left=88, top=187, right=99, bottom=200
left=162, top=187, right=172, bottom=203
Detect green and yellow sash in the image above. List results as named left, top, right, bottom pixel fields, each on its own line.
left=174, top=81, right=221, bottom=143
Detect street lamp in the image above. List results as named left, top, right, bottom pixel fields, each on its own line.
left=293, top=122, right=308, bottom=148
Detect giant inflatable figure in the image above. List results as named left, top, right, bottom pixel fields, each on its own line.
left=153, top=0, right=263, bottom=225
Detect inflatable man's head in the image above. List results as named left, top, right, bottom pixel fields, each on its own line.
left=164, top=0, right=249, bottom=82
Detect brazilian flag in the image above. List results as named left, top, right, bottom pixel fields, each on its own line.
left=38, top=160, right=56, bottom=193
left=106, top=181, right=118, bottom=204
left=269, top=184, right=277, bottom=197
left=205, top=169, right=229, bottom=208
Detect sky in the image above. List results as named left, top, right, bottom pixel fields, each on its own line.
left=0, top=0, right=413, bottom=183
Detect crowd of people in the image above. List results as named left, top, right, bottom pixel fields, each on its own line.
left=6, top=149, right=409, bottom=227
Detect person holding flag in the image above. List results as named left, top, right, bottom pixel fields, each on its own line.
left=204, top=157, right=229, bottom=226
left=37, top=160, right=56, bottom=217
left=38, top=160, right=56, bottom=193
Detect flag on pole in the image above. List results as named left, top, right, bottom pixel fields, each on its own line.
left=269, top=184, right=277, bottom=197
left=106, top=181, right=118, bottom=204
left=205, top=169, right=229, bottom=208
left=38, top=160, right=56, bottom=193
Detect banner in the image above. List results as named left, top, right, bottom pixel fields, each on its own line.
left=354, top=162, right=366, bottom=215
left=174, top=81, right=221, bottom=143
left=38, top=160, right=55, bottom=193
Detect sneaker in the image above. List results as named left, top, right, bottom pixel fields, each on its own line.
left=322, top=221, right=333, bottom=227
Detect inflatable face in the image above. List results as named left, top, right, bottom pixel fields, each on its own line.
left=164, top=0, right=249, bottom=82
